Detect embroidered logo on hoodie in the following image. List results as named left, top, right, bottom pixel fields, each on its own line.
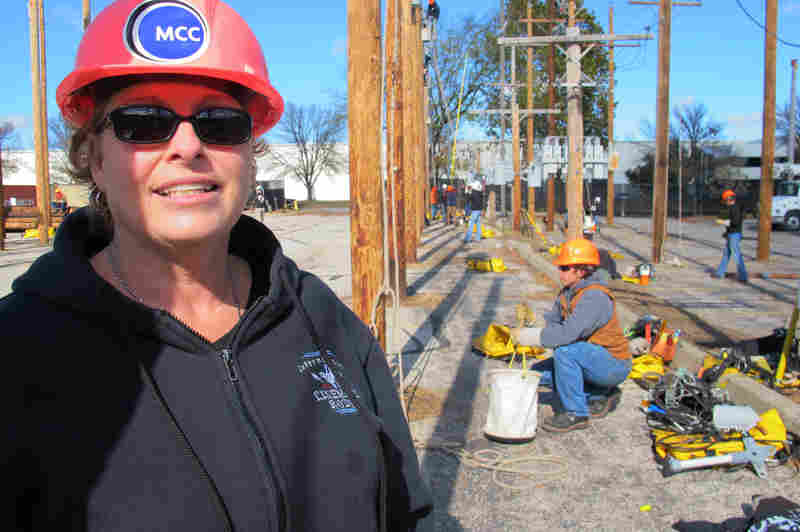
left=297, top=350, right=360, bottom=415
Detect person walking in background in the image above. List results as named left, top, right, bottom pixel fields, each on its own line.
left=1, top=1, right=433, bottom=529
left=430, top=183, right=441, bottom=221
left=446, top=184, right=457, bottom=225
left=712, top=189, right=748, bottom=283
left=510, top=239, right=632, bottom=433
left=464, top=181, right=483, bottom=244
left=464, top=184, right=472, bottom=219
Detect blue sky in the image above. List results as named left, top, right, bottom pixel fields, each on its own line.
left=3, top=0, right=800, bottom=149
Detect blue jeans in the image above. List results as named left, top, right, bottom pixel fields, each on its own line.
left=464, top=210, right=482, bottom=242
left=715, top=232, right=748, bottom=282
left=431, top=204, right=442, bottom=219
left=531, top=342, right=632, bottom=417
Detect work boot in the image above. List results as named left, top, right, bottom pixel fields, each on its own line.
left=542, top=412, right=589, bottom=432
left=589, top=389, right=622, bottom=419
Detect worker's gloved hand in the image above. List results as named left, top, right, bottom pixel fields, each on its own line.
left=510, top=327, right=543, bottom=347
left=629, top=336, right=651, bottom=355
left=715, top=218, right=731, bottom=227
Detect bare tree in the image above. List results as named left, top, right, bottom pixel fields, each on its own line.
left=0, top=122, right=20, bottom=177
left=265, top=102, right=346, bottom=201
left=48, top=114, right=79, bottom=181
left=1, top=121, right=19, bottom=250
left=672, top=102, right=724, bottom=158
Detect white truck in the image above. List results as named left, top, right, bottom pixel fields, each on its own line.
left=772, top=179, right=800, bottom=231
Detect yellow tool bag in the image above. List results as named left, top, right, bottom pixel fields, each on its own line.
left=470, top=225, right=496, bottom=238
left=472, top=324, right=546, bottom=359
left=466, top=258, right=506, bottom=273
left=23, top=227, right=56, bottom=239
left=628, top=354, right=665, bottom=388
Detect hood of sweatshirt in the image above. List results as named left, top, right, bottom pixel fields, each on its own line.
left=10, top=207, right=298, bottom=353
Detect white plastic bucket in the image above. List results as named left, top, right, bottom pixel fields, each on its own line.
left=484, top=369, right=540, bottom=443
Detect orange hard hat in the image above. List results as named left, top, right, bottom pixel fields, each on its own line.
left=553, top=238, right=600, bottom=267
left=56, top=0, right=284, bottom=137
left=721, top=189, right=736, bottom=200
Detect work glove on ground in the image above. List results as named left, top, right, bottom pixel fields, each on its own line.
left=629, top=336, right=651, bottom=356
left=510, top=327, right=543, bottom=347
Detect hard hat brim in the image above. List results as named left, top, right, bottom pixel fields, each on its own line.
left=57, top=65, right=283, bottom=137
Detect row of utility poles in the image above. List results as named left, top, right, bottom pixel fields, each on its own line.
left=348, top=0, right=428, bottom=349
left=28, top=0, right=51, bottom=245
left=497, top=0, right=651, bottom=240
left=645, top=0, right=775, bottom=265
left=13, top=1, right=90, bottom=250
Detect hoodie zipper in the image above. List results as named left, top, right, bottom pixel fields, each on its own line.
left=158, top=308, right=285, bottom=531
left=217, top=347, right=284, bottom=531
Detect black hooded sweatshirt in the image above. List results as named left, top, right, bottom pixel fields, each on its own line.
left=1, top=208, right=432, bottom=531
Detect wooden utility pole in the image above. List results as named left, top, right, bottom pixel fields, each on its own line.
left=347, top=0, right=385, bottom=347
left=634, top=0, right=700, bottom=262
left=564, top=0, right=583, bottom=240
left=29, top=0, right=50, bottom=245
left=607, top=5, right=616, bottom=226
left=526, top=1, right=535, bottom=221
left=511, top=47, right=522, bottom=232
left=758, top=0, right=777, bottom=262
left=790, top=59, right=797, bottom=165
left=502, top=3, right=650, bottom=241
left=83, top=0, right=91, bottom=30
left=414, top=5, right=426, bottom=240
left=38, top=0, right=51, bottom=244
left=402, top=0, right=418, bottom=263
left=385, top=0, right=407, bottom=299
left=651, top=0, right=672, bottom=263
left=469, top=94, right=559, bottom=231
left=547, top=0, right=556, bottom=231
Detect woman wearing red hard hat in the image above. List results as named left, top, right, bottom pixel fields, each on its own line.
left=2, top=1, right=431, bottom=530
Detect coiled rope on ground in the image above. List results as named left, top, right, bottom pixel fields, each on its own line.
left=412, top=434, right=569, bottom=490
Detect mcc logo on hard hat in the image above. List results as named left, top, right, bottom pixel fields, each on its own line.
left=56, top=0, right=284, bottom=137
left=125, top=0, right=210, bottom=63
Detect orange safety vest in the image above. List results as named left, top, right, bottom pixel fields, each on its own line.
left=430, top=186, right=438, bottom=204
left=559, top=284, right=631, bottom=360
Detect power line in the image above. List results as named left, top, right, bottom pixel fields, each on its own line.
left=735, top=0, right=800, bottom=48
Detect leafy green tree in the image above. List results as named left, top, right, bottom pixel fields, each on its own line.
left=427, top=13, right=498, bottom=179
left=427, top=1, right=611, bottom=179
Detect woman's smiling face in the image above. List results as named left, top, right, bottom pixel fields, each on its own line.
left=90, top=78, right=253, bottom=248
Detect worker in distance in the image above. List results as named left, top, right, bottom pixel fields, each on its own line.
left=712, top=188, right=748, bottom=283
left=1, top=0, right=432, bottom=530
left=510, top=238, right=632, bottom=432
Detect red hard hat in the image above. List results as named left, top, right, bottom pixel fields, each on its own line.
left=56, top=0, right=284, bottom=137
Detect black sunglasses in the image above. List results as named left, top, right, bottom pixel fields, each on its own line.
left=99, top=105, right=252, bottom=145
left=558, top=265, right=573, bottom=272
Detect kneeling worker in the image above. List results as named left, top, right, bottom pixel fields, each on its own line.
left=511, top=238, right=632, bottom=432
